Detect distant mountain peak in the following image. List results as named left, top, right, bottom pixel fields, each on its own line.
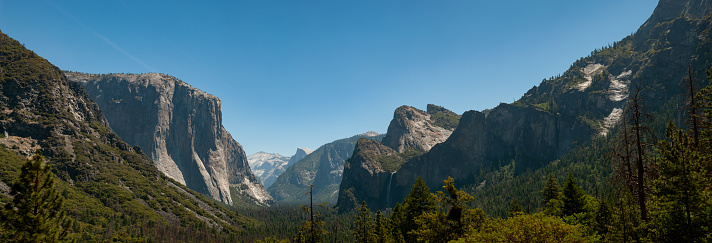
left=360, top=131, right=380, bottom=137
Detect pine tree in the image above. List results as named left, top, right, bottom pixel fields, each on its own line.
left=412, top=177, right=480, bottom=243
left=374, top=210, right=393, bottom=243
left=508, top=199, right=524, bottom=218
left=541, top=173, right=560, bottom=205
left=294, top=185, right=326, bottom=243
left=649, top=121, right=710, bottom=241
left=390, top=177, right=437, bottom=242
left=561, top=173, right=586, bottom=216
left=594, top=200, right=612, bottom=238
left=353, top=201, right=376, bottom=243
left=0, top=152, right=73, bottom=242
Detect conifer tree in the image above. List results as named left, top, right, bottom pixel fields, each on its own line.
left=374, top=210, right=393, bottom=243
left=594, top=200, right=612, bottom=238
left=561, top=173, right=586, bottom=216
left=390, top=177, right=437, bottom=242
left=541, top=173, right=560, bottom=205
left=412, top=177, right=480, bottom=242
left=295, top=185, right=326, bottom=243
left=353, top=201, right=376, bottom=243
left=649, top=121, right=710, bottom=241
left=0, top=152, right=73, bottom=242
left=508, top=199, right=524, bottom=218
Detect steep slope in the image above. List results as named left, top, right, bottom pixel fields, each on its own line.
left=337, top=105, right=459, bottom=211
left=268, top=132, right=384, bottom=204
left=337, top=0, right=712, bottom=212
left=0, top=30, right=252, bottom=240
left=66, top=72, right=273, bottom=206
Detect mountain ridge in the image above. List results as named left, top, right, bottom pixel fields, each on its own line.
left=336, top=0, right=712, bottom=212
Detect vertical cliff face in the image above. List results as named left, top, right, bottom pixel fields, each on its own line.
left=66, top=72, right=273, bottom=206
left=337, top=0, right=712, bottom=212
left=0, top=30, right=246, bottom=237
left=337, top=105, right=459, bottom=211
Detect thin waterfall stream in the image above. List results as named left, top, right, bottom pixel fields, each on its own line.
left=387, top=172, right=396, bottom=207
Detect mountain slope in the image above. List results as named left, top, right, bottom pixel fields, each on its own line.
left=248, top=152, right=290, bottom=188
left=268, top=132, right=383, bottom=204
left=337, top=0, right=712, bottom=212
left=0, top=29, right=254, bottom=240
left=66, top=72, right=273, bottom=206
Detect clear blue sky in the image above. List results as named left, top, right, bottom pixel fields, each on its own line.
left=0, top=0, right=658, bottom=156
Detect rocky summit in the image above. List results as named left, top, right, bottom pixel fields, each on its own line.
left=66, top=72, right=273, bottom=206
left=381, top=104, right=460, bottom=153
left=248, top=148, right=312, bottom=188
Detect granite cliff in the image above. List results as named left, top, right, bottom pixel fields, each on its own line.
left=337, top=0, right=712, bottom=211
left=337, top=105, right=458, bottom=211
left=269, top=132, right=383, bottom=204
left=66, top=72, right=273, bottom=206
left=381, top=105, right=460, bottom=153
left=0, top=30, right=248, bottom=239
left=248, top=148, right=312, bottom=188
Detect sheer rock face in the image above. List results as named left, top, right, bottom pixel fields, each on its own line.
left=337, top=0, right=712, bottom=212
left=67, top=72, right=273, bottom=206
left=381, top=105, right=457, bottom=153
left=337, top=105, right=459, bottom=211
left=337, top=138, right=397, bottom=211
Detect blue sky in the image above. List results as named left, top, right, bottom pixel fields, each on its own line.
left=0, top=0, right=658, bottom=156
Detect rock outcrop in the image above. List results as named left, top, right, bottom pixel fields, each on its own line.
left=66, top=72, right=273, bottom=206
left=268, top=132, right=384, bottom=204
left=337, top=105, right=458, bottom=211
left=338, top=138, right=402, bottom=211
left=287, top=148, right=313, bottom=167
left=337, top=0, right=712, bottom=211
left=381, top=105, right=459, bottom=153
left=248, top=148, right=312, bottom=188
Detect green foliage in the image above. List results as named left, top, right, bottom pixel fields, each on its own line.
left=594, top=200, right=613, bottom=238
left=647, top=117, right=712, bottom=241
left=412, top=177, right=482, bottom=242
left=377, top=149, right=424, bottom=172
left=562, top=173, right=587, bottom=216
left=428, top=112, right=460, bottom=130
left=352, top=201, right=376, bottom=243
left=255, top=236, right=290, bottom=243
left=374, top=210, right=394, bottom=243
left=390, top=177, right=437, bottom=242
left=541, top=173, right=560, bottom=205
left=454, top=213, right=597, bottom=243
left=0, top=152, right=74, bottom=242
left=508, top=199, right=523, bottom=218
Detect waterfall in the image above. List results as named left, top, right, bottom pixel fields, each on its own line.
left=386, top=172, right=396, bottom=207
